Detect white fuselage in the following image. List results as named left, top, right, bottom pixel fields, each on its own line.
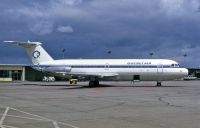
left=4, top=41, right=189, bottom=84
left=34, top=59, right=188, bottom=81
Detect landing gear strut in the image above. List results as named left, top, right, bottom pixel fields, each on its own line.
left=157, top=81, right=162, bottom=87
left=89, top=78, right=99, bottom=87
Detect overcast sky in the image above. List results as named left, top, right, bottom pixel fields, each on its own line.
left=1, top=0, right=200, bottom=67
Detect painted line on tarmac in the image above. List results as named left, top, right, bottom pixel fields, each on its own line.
left=57, top=122, right=80, bottom=128
left=6, top=115, right=49, bottom=121
left=52, top=121, right=60, bottom=128
left=9, top=107, right=80, bottom=128
left=9, top=107, right=48, bottom=121
left=0, top=107, right=9, bottom=127
left=7, top=114, right=80, bottom=128
left=9, top=108, right=80, bottom=128
left=2, top=125, right=19, bottom=128
left=0, top=104, right=80, bottom=128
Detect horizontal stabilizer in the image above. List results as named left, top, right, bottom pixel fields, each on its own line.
left=4, top=41, right=42, bottom=46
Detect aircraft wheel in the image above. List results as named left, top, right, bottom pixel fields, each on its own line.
left=157, top=82, right=162, bottom=87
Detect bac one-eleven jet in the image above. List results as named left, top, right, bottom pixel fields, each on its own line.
left=4, top=41, right=188, bottom=86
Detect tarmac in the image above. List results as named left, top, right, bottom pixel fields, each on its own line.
left=0, top=81, right=200, bottom=128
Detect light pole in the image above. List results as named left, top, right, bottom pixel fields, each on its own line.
left=107, top=50, right=111, bottom=54
left=149, top=52, right=154, bottom=58
left=107, top=50, right=112, bottom=58
left=61, top=48, right=66, bottom=59
left=183, top=53, right=187, bottom=68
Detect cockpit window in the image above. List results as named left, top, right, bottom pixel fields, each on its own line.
left=171, top=64, right=180, bottom=67
left=175, top=64, right=180, bottom=67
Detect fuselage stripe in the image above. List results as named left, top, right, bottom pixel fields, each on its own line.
left=31, top=65, right=179, bottom=68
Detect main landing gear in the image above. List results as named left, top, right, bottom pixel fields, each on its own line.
left=157, top=81, right=162, bottom=87
left=89, top=78, right=99, bottom=87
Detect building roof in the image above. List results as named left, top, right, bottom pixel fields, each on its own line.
left=0, top=64, right=29, bottom=66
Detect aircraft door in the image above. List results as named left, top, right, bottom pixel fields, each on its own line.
left=105, top=63, right=109, bottom=70
left=157, top=64, right=163, bottom=81
left=133, top=75, right=140, bottom=82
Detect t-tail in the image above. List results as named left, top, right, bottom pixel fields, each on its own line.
left=4, top=41, right=54, bottom=64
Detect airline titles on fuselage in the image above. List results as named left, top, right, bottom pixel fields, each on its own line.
left=127, top=62, right=152, bottom=65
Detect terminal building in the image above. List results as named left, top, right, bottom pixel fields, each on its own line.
left=0, top=64, right=200, bottom=82
left=0, top=64, right=47, bottom=82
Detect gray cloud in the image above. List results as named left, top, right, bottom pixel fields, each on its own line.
left=1, top=0, right=200, bottom=67
left=57, top=25, right=74, bottom=33
left=30, top=21, right=54, bottom=35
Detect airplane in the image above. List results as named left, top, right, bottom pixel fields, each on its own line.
left=3, top=41, right=188, bottom=87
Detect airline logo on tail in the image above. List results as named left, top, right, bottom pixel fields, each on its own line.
left=32, top=51, right=40, bottom=59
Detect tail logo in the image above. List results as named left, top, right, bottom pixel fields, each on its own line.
left=32, top=51, right=40, bottom=58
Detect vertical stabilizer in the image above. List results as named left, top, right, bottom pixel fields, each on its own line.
left=4, top=41, right=54, bottom=64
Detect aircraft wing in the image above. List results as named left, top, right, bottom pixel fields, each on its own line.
left=71, top=72, right=119, bottom=78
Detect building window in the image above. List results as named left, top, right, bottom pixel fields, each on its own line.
left=12, top=70, right=22, bottom=81
left=0, top=70, right=10, bottom=78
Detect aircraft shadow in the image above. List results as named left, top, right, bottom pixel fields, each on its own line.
left=60, top=84, right=185, bottom=90
left=22, top=83, right=185, bottom=89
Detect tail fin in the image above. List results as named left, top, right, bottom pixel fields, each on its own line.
left=4, top=41, right=54, bottom=64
